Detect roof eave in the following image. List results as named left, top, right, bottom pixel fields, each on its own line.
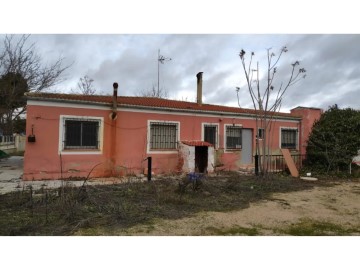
left=26, top=95, right=111, bottom=107
left=26, top=95, right=301, bottom=121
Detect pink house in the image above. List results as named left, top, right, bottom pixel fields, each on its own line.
left=23, top=74, right=322, bottom=180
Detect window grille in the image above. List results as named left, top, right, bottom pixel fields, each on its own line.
left=150, top=122, right=178, bottom=150
left=281, top=129, right=297, bottom=149
left=64, top=119, right=100, bottom=149
left=204, top=125, right=217, bottom=146
left=226, top=126, right=242, bottom=149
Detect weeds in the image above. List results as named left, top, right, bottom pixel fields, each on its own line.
left=0, top=173, right=345, bottom=236
left=207, top=226, right=259, bottom=236
left=278, top=218, right=360, bottom=236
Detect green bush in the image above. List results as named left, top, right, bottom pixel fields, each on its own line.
left=306, top=105, right=360, bottom=174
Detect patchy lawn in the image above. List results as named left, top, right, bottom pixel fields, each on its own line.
left=0, top=172, right=359, bottom=236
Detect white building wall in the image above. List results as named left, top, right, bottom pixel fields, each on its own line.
left=179, top=142, right=214, bottom=173
left=208, top=146, right=215, bottom=173
left=178, top=143, right=195, bottom=173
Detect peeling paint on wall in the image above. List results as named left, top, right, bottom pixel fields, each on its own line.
left=178, top=143, right=195, bottom=172
left=178, top=142, right=214, bottom=173
left=24, top=100, right=318, bottom=180
left=207, top=147, right=215, bottom=173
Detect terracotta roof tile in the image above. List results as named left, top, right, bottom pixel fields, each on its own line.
left=181, top=141, right=213, bottom=147
left=26, top=92, right=298, bottom=118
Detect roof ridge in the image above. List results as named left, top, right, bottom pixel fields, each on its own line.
left=26, top=92, right=299, bottom=118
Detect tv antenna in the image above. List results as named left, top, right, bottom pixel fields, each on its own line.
left=158, top=49, right=172, bottom=95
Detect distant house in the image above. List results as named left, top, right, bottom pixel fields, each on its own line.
left=23, top=73, right=322, bottom=180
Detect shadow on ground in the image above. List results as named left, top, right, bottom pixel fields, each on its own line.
left=0, top=172, right=336, bottom=236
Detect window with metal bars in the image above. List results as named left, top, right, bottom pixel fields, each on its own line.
left=204, top=125, right=217, bottom=147
left=150, top=122, right=178, bottom=150
left=64, top=119, right=100, bottom=149
left=281, top=128, right=297, bottom=149
left=226, top=126, right=242, bottom=149
left=257, top=128, right=265, bottom=139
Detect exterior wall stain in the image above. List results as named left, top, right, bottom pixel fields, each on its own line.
left=23, top=102, right=321, bottom=180
left=207, top=147, right=215, bottom=173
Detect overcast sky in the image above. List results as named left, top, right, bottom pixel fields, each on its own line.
left=1, top=1, right=360, bottom=113
left=14, top=34, right=357, bottom=112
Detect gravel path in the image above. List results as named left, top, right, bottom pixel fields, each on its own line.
left=107, top=181, right=360, bottom=235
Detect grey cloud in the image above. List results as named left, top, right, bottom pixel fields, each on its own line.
left=7, top=34, right=359, bottom=112
left=237, top=34, right=360, bottom=112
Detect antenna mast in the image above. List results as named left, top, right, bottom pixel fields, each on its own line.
left=157, top=49, right=172, bottom=95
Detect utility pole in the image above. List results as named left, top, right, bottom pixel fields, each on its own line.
left=157, top=49, right=172, bottom=95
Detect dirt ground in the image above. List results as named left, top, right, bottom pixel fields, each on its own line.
left=1, top=157, right=359, bottom=236
left=104, top=180, right=360, bottom=236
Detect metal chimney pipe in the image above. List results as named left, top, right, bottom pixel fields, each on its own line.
left=196, top=72, right=203, bottom=106
left=112, top=82, right=118, bottom=120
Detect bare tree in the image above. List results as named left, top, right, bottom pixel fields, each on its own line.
left=238, top=47, right=306, bottom=178
left=0, top=35, right=70, bottom=134
left=138, top=84, right=168, bottom=98
left=73, top=75, right=96, bottom=95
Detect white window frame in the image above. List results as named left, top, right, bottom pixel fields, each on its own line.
left=201, top=123, right=219, bottom=149
left=59, top=115, right=104, bottom=155
left=279, top=127, right=298, bottom=150
left=147, top=120, right=180, bottom=154
left=224, top=124, right=243, bottom=152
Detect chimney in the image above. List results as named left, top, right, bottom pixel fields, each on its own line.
left=112, top=82, right=118, bottom=120
left=196, top=72, right=203, bottom=106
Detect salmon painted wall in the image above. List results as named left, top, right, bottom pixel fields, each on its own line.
left=290, top=107, right=323, bottom=155
left=216, top=117, right=300, bottom=170
left=24, top=105, right=116, bottom=180
left=24, top=103, right=302, bottom=180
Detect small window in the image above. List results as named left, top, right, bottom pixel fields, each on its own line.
left=226, top=126, right=242, bottom=150
left=204, top=125, right=217, bottom=147
left=64, top=119, right=100, bottom=149
left=150, top=122, right=178, bottom=150
left=257, top=128, right=264, bottom=139
left=281, top=128, right=297, bottom=149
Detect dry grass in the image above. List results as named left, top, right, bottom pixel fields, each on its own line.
left=0, top=172, right=350, bottom=236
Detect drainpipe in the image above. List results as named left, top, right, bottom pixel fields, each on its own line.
left=110, top=82, right=118, bottom=176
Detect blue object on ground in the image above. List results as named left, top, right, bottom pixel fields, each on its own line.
left=187, top=172, right=202, bottom=182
